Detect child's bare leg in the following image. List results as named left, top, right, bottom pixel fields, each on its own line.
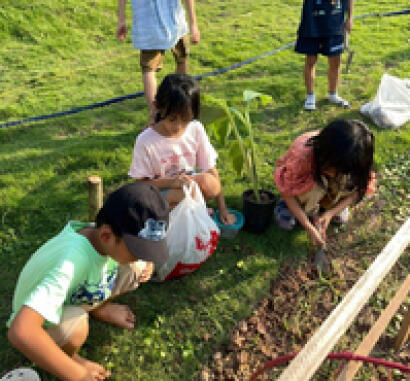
left=61, top=315, right=89, bottom=356
left=166, top=189, right=185, bottom=209
left=90, top=302, right=135, bottom=330
left=328, top=55, right=342, bottom=93
left=142, top=70, right=157, bottom=123
left=176, top=60, right=188, bottom=74
left=304, top=55, right=318, bottom=94
left=61, top=314, right=111, bottom=379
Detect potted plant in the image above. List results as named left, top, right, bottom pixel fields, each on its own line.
left=203, top=90, right=276, bottom=233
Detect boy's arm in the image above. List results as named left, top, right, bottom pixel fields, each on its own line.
left=184, top=0, right=200, bottom=44
left=117, top=0, right=127, bottom=41
left=345, top=0, right=354, bottom=32
left=282, top=194, right=325, bottom=247
left=8, top=306, right=90, bottom=381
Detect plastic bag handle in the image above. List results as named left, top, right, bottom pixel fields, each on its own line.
left=182, top=181, right=206, bottom=206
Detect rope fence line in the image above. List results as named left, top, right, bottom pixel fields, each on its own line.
left=0, top=8, right=408, bottom=130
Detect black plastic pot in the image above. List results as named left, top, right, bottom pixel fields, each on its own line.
left=242, top=189, right=276, bottom=234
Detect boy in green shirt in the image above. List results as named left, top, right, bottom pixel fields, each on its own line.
left=7, top=183, right=169, bottom=381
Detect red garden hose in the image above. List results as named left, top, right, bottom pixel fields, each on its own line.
left=249, top=351, right=410, bottom=380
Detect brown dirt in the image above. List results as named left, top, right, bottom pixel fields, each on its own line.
left=199, top=194, right=409, bottom=381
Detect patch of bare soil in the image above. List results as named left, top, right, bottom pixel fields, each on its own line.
left=199, top=194, right=409, bottom=381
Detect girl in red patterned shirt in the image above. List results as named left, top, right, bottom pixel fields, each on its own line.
left=274, top=119, right=375, bottom=248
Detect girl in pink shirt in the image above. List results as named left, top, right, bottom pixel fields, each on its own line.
left=129, top=74, right=235, bottom=225
left=274, top=119, right=375, bottom=249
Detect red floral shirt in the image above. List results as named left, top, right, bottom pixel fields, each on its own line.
left=274, top=131, right=375, bottom=197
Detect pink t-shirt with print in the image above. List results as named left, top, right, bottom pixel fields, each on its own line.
left=129, top=120, right=218, bottom=179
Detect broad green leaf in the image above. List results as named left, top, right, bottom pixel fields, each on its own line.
left=202, top=94, right=227, bottom=110
left=228, top=106, right=248, bottom=134
left=229, top=140, right=244, bottom=176
left=259, top=93, right=273, bottom=106
left=243, top=90, right=272, bottom=106
left=201, top=104, right=227, bottom=126
left=243, top=137, right=252, bottom=149
left=210, top=118, right=231, bottom=146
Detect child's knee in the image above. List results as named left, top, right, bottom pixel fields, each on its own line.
left=63, top=315, right=89, bottom=355
left=195, top=174, right=221, bottom=200
left=46, top=306, right=89, bottom=354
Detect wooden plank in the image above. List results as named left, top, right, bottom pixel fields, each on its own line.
left=336, top=275, right=410, bottom=381
left=395, top=303, right=410, bottom=350
left=88, top=175, right=103, bottom=222
left=278, top=218, right=410, bottom=381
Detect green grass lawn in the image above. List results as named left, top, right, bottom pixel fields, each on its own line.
left=0, top=1, right=409, bottom=380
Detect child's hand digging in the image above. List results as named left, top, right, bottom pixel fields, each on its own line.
left=307, top=224, right=326, bottom=247
left=219, top=209, right=236, bottom=225
left=313, top=212, right=332, bottom=241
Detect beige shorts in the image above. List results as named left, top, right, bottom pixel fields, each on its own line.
left=140, top=35, right=189, bottom=73
left=45, top=261, right=146, bottom=347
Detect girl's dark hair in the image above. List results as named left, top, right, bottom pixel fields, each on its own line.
left=154, top=74, right=200, bottom=123
left=307, top=119, right=374, bottom=201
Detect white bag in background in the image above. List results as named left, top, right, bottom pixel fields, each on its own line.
left=157, top=181, right=220, bottom=281
left=360, top=74, right=410, bottom=129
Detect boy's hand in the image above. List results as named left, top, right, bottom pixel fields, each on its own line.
left=79, top=362, right=110, bottom=381
left=190, top=23, right=200, bottom=44
left=116, top=23, right=128, bottom=41
left=139, top=261, right=154, bottom=283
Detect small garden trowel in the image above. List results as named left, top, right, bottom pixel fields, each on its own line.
left=313, top=246, right=330, bottom=274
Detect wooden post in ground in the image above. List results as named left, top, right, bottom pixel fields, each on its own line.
left=395, top=302, right=410, bottom=350
left=336, top=275, right=410, bottom=381
left=88, top=175, right=103, bottom=222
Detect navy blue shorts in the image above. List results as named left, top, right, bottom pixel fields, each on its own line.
left=295, top=35, right=344, bottom=56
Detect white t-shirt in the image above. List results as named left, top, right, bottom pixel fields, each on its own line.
left=130, top=0, right=188, bottom=50
left=128, top=120, right=218, bottom=179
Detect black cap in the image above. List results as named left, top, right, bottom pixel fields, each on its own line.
left=99, top=183, right=170, bottom=268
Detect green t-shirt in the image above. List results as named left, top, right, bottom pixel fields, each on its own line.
left=7, top=221, right=118, bottom=327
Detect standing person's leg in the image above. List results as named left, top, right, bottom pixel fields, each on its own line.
left=305, top=55, right=317, bottom=94
left=295, top=36, right=319, bottom=110
left=142, top=71, right=157, bottom=122
left=328, top=54, right=342, bottom=94
left=172, top=35, right=189, bottom=74
left=304, top=55, right=318, bottom=110
left=140, top=50, right=164, bottom=125
left=325, top=35, right=349, bottom=107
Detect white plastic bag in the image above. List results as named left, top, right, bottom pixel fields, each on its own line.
left=157, top=181, right=220, bottom=281
left=360, top=74, right=410, bottom=129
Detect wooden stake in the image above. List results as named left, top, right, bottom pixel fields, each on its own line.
left=88, top=175, right=103, bottom=222
left=278, top=218, right=410, bottom=381
left=336, top=275, right=410, bottom=381
left=395, top=302, right=410, bottom=351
